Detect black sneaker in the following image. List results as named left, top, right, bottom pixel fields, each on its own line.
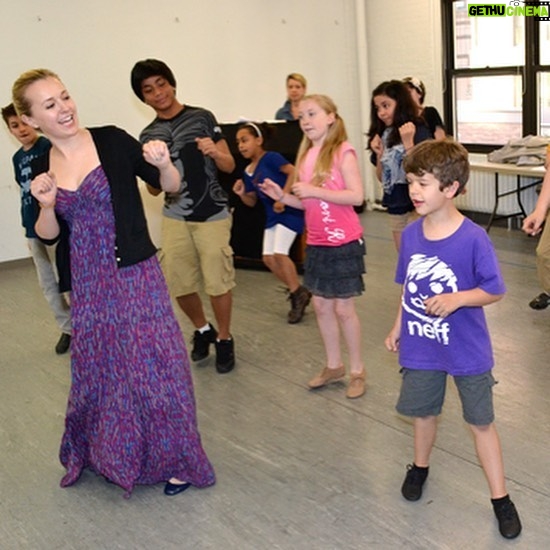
left=215, top=338, right=235, bottom=373
left=55, top=333, right=71, bottom=355
left=529, top=292, right=550, bottom=310
left=493, top=499, right=522, bottom=539
left=191, top=324, right=218, bottom=362
left=401, top=464, right=428, bottom=501
left=287, top=285, right=312, bottom=324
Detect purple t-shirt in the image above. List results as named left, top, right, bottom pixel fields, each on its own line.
left=395, top=217, right=506, bottom=375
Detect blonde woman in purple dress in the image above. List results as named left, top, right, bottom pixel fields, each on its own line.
left=14, top=68, right=215, bottom=498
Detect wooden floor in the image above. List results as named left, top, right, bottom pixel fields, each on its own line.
left=1, top=211, right=549, bottom=550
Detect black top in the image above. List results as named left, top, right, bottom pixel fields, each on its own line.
left=31, top=126, right=163, bottom=291
left=423, top=106, right=445, bottom=137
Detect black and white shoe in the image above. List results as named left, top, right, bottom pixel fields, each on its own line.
left=190, top=324, right=218, bottom=361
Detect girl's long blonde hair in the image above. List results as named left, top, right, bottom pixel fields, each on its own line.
left=294, top=94, right=347, bottom=187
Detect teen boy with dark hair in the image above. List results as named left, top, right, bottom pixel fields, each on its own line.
left=130, top=59, right=236, bottom=373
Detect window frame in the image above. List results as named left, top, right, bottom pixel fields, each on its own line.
left=441, top=0, right=548, bottom=152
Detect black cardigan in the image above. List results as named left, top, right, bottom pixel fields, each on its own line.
left=32, top=126, right=163, bottom=291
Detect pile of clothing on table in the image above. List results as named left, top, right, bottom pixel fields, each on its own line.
left=488, top=135, right=550, bottom=166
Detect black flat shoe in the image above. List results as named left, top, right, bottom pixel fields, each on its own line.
left=55, top=333, right=71, bottom=354
left=164, top=481, right=191, bottom=496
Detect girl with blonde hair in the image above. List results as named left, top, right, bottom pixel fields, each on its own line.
left=15, top=68, right=215, bottom=497
left=261, top=94, right=367, bottom=399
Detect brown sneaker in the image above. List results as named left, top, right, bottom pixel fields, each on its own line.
left=346, top=370, right=366, bottom=399
left=288, top=285, right=312, bottom=324
left=308, top=365, right=345, bottom=389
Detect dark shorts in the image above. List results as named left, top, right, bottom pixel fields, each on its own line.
left=303, top=238, right=366, bottom=298
left=396, top=368, right=496, bottom=426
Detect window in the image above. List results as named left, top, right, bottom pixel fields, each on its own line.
left=442, top=1, right=550, bottom=151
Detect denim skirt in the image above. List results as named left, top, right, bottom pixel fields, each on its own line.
left=303, top=238, right=366, bottom=298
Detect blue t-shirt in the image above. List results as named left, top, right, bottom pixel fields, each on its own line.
left=243, top=151, right=304, bottom=234
left=395, top=217, right=506, bottom=376
left=12, top=136, right=51, bottom=238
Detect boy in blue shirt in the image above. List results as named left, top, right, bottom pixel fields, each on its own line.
left=2, top=103, right=71, bottom=354
left=385, top=139, right=521, bottom=539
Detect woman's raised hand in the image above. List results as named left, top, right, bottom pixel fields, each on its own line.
left=143, top=140, right=171, bottom=168
left=31, top=171, right=58, bottom=208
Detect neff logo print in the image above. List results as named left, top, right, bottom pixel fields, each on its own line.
left=402, top=253, right=458, bottom=345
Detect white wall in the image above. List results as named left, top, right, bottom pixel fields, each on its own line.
left=365, top=0, right=444, bottom=127
left=0, top=0, right=441, bottom=262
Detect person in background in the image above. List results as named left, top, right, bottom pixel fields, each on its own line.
left=16, top=68, right=215, bottom=497
left=385, top=139, right=521, bottom=540
left=260, top=94, right=367, bottom=399
left=275, top=73, right=307, bottom=121
left=367, top=80, right=431, bottom=251
left=403, top=76, right=446, bottom=140
left=522, top=146, right=550, bottom=310
left=131, top=58, right=236, bottom=373
left=1, top=103, right=71, bottom=354
left=232, top=122, right=310, bottom=323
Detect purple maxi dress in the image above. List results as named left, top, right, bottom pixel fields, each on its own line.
left=55, top=166, right=215, bottom=497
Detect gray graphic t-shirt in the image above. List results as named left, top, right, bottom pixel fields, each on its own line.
left=139, top=106, right=229, bottom=222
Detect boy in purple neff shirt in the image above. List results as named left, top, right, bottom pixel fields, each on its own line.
left=385, top=139, right=521, bottom=540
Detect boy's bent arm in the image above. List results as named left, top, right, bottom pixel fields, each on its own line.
left=209, top=138, right=235, bottom=173
left=385, top=295, right=403, bottom=352
left=194, top=137, right=236, bottom=173
left=424, top=288, right=504, bottom=318
left=213, top=139, right=236, bottom=173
